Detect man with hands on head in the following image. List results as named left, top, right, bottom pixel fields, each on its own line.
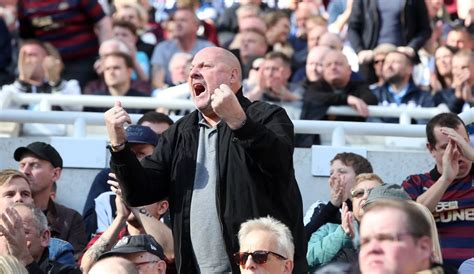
left=104, top=47, right=306, bottom=273
left=402, top=112, right=474, bottom=268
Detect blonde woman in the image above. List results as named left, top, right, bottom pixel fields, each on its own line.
left=0, top=256, right=28, bottom=274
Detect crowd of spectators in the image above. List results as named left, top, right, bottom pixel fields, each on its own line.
left=1, top=0, right=474, bottom=273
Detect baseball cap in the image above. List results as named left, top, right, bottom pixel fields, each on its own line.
left=363, top=183, right=411, bottom=209
left=126, top=125, right=159, bottom=146
left=99, top=235, right=165, bottom=260
left=14, top=142, right=63, bottom=168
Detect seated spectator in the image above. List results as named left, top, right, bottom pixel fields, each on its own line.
left=298, top=49, right=377, bottom=146
left=83, top=39, right=152, bottom=95
left=369, top=43, right=397, bottom=90
left=359, top=200, right=449, bottom=274
left=216, top=0, right=271, bottom=45
left=151, top=7, right=214, bottom=89
left=289, top=2, right=317, bottom=53
left=431, top=45, right=458, bottom=93
left=89, top=256, right=138, bottom=274
left=304, top=46, right=331, bottom=83
left=153, top=52, right=192, bottom=97
left=318, top=32, right=359, bottom=72
left=0, top=204, right=81, bottom=273
left=306, top=173, right=385, bottom=270
left=93, top=235, right=167, bottom=273
left=245, top=51, right=303, bottom=104
left=0, top=40, right=82, bottom=135
left=14, top=142, right=88, bottom=259
left=234, top=216, right=294, bottom=273
left=17, top=0, right=112, bottom=86
left=0, top=169, right=76, bottom=266
left=84, top=52, right=149, bottom=114
left=113, top=2, right=161, bottom=57
left=112, top=20, right=150, bottom=81
left=230, top=28, right=268, bottom=79
left=264, top=11, right=294, bottom=58
left=221, top=4, right=263, bottom=48
left=304, top=153, right=373, bottom=241
left=446, top=25, right=472, bottom=51
left=371, top=50, right=434, bottom=123
left=402, top=112, right=474, bottom=268
left=434, top=50, right=474, bottom=113
left=291, top=19, right=328, bottom=82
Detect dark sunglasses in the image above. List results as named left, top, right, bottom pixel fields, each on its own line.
left=233, top=250, right=287, bottom=266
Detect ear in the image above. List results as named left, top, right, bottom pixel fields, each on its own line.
left=157, top=200, right=169, bottom=216
left=156, top=260, right=167, bottom=274
left=40, top=229, right=51, bottom=248
left=51, top=167, right=61, bottom=183
left=283, top=260, right=294, bottom=274
left=229, top=68, right=239, bottom=85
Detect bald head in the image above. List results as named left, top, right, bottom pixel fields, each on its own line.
left=322, top=50, right=351, bottom=88
left=318, top=32, right=343, bottom=51
left=202, top=47, right=242, bottom=81
left=306, top=46, right=331, bottom=81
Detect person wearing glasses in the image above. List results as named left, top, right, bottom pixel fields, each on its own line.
left=306, top=173, right=383, bottom=271
left=104, top=47, right=307, bottom=273
left=234, top=216, right=294, bottom=273
left=359, top=200, right=441, bottom=274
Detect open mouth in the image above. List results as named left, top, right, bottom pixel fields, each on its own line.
left=193, top=83, right=205, bottom=96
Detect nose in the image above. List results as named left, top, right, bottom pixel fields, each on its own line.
left=20, top=164, right=30, bottom=175
left=243, top=255, right=257, bottom=270
left=189, top=66, right=200, bottom=79
left=13, top=193, right=23, bottom=203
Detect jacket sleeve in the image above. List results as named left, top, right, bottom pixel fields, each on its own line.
left=305, top=202, right=341, bottom=241
left=406, top=1, right=432, bottom=51
left=110, top=127, right=174, bottom=207
left=306, top=223, right=353, bottom=271
left=231, top=103, right=295, bottom=174
left=352, top=83, right=378, bottom=105
left=347, top=0, right=364, bottom=53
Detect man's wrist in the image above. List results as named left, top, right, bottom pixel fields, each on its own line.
left=109, top=141, right=127, bottom=152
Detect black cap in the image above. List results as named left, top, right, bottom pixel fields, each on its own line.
left=126, top=125, right=159, bottom=146
left=98, top=235, right=166, bottom=261
left=14, top=142, right=63, bottom=168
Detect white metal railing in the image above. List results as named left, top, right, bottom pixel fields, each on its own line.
left=0, top=92, right=450, bottom=125
left=2, top=108, right=472, bottom=146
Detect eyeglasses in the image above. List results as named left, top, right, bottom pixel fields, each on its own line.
left=351, top=187, right=373, bottom=199
left=360, top=232, right=421, bottom=247
left=233, top=250, right=287, bottom=266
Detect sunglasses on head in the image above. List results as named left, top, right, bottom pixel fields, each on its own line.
left=233, top=250, right=287, bottom=266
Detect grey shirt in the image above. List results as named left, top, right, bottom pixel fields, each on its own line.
left=189, top=118, right=232, bottom=273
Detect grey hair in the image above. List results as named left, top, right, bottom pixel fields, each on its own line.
left=238, top=216, right=294, bottom=259
left=12, top=203, right=48, bottom=234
